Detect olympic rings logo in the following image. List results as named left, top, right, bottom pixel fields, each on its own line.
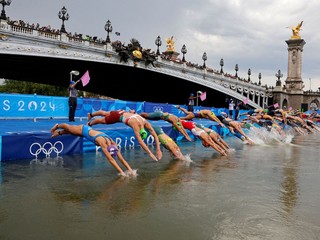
left=153, top=106, right=164, bottom=112
left=29, top=141, right=64, bottom=158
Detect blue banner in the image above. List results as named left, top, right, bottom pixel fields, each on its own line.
left=0, top=93, right=68, bottom=118
left=1, top=133, right=82, bottom=161
left=0, top=93, right=145, bottom=119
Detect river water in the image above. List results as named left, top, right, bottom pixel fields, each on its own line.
left=0, top=133, right=320, bottom=240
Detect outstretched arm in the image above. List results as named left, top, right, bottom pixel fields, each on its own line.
left=145, top=122, right=163, bottom=160
left=132, top=124, right=159, bottom=161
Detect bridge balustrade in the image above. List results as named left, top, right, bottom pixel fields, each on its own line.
left=0, top=20, right=269, bottom=108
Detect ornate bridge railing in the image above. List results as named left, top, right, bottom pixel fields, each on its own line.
left=0, top=20, right=271, bottom=108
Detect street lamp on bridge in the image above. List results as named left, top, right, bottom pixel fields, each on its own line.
left=247, top=68, right=251, bottom=82
left=220, top=58, right=224, bottom=74
left=0, top=0, right=12, bottom=20
left=181, top=44, right=187, bottom=62
left=155, top=36, right=162, bottom=55
left=235, top=64, right=239, bottom=78
left=58, top=6, right=69, bottom=33
left=258, top=73, right=262, bottom=86
left=275, top=69, right=283, bottom=86
left=202, top=52, right=207, bottom=69
left=70, top=70, right=79, bottom=82
left=104, top=20, right=113, bottom=43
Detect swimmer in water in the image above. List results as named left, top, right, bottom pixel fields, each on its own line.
left=50, top=123, right=135, bottom=177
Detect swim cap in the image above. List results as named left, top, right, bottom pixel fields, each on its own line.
left=221, top=112, right=228, bottom=118
left=173, top=121, right=182, bottom=131
left=202, top=140, right=210, bottom=148
left=107, top=145, right=118, bottom=157
left=139, top=128, right=148, bottom=140
left=190, top=93, right=194, bottom=96
left=70, top=81, right=75, bottom=84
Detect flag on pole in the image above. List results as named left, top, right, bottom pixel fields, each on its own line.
left=80, top=70, right=90, bottom=86
left=273, top=103, right=279, bottom=108
left=200, top=91, right=206, bottom=101
left=243, top=98, right=249, bottom=105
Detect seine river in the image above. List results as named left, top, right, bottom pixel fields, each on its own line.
left=0, top=133, right=320, bottom=240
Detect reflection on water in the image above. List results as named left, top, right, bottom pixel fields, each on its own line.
left=1, top=135, right=320, bottom=239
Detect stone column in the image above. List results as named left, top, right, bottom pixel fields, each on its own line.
left=285, top=38, right=306, bottom=94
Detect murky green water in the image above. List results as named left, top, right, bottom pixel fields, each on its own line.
left=1, top=134, right=320, bottom=240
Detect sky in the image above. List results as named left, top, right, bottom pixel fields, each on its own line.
left=4, top=0, right=320, bottom=90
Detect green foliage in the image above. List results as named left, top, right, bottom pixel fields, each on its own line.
left=0, top=79, right=68, bottom=96
left=0, top=79, right=112, bottom=99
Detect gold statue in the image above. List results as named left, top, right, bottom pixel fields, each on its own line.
left=166, top=36, right=176, bottom=52
left=132, top=48, right=142, bottom=59
left=287, top=21, right=303, bottom=39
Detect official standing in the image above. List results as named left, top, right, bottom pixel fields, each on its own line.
left=68, top=79, right=80, bottom=122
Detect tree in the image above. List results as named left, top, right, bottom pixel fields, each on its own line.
left=0, top=79, right=69, bottom=96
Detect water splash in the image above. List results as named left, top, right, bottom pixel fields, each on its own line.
left=119, top=169, right=138, bottom=178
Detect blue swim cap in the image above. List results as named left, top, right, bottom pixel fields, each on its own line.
left=70, top=81, right=75, bottom=84
left=107, top=145, right=118, bottom=157
left=190, top=93, right=194, bottom=96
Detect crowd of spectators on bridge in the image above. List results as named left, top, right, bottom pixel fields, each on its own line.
left=5, top=18, right=263, bottom=87
left=6, top=18, right=106, bottom=44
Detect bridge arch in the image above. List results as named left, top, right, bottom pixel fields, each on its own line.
left=0, top=22, right=269, bottom=109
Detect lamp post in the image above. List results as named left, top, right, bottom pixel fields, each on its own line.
left=202, top=52, right=207, bottom=69
left=58, top=6, right=69, bottom=33
left=258, top=73, right=262, bottom=85
left=275, top=69, right=283, bottom=86
left=247, top=68, right=251, bottom=82
left=220, top=58, right=224, bottom=74
left=70, top=70, right=79, bottom=82
left=235, top=64, right=239, bottom=78
left=104, top=20, right=113, bottom=43
left=309, top=78, right=311, bottom=91
left=181, top=44, right=187, bottom=62
left=0, top=0, right=11, bottom=20
left=196, top=91, right=202, bottom=106
left=155, top=35, right=162, bottom=55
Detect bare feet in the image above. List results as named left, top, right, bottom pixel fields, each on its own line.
left=87, top=113, right=92, bottom=121
left=50, top=124, right=59, bottom=134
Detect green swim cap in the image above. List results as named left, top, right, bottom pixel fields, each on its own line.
left=139, top=128, right=148, bottom=140
left=173, top=121, right=182, bottom=131
left=263, top=109, right=268, bottom=113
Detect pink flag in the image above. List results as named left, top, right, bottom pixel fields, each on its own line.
left=80, top=70, right=90, bottom=86
left=200, top=91, right=206, bottom=101
left=273, top=103, right=279, bottom=108
left=243, top=98, right=249, bottom=105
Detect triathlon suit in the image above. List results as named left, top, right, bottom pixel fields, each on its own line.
left=121, top=113, right=146, bottom=125
left=82, top=125, right=111, bottom=145
left=181, top=120, right=204, bottom=137
left=153, top=126, right=173, bottom=148
left=104, top=110, right=125, bottom=124
left=161, top=112, right=173, bottom=121
left=217, top=115, right=232, bottom=126
left=197, top=111, right=206, bottom=118
left=196, top=123, right=222, bottom=142
left=197, top=111, right=217, bottom=119
left=146, top=111, right=164, bottom=120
